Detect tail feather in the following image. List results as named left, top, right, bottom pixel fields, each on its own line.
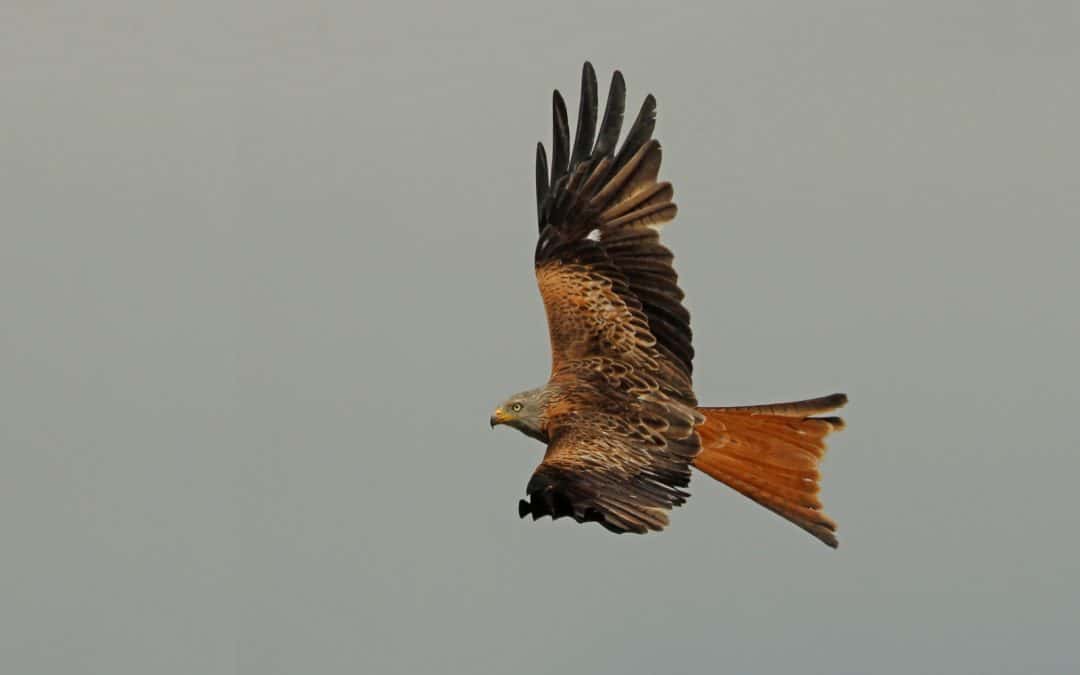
left=715, top=393, right=848, bottom=418
left=693, top=393, right=847, bottom=548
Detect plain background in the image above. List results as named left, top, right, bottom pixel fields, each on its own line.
left=3, top=2, right=1078, bottom=674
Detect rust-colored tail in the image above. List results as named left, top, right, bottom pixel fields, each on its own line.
left=693, top=393, right=847, bottom=548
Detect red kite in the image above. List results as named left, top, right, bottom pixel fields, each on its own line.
left=490, top=63, right=847, bottom=547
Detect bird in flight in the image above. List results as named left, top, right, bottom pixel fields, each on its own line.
left=490, top=63, right=847, bottom=547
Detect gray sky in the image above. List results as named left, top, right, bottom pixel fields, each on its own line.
left=3, top=2, right=1078, bottom=674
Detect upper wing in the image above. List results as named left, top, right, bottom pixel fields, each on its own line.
left=519, top=375, right=702, bottom=533
left=534, top=62, right=694, bottom=398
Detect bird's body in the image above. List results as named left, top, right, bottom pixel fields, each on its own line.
left=491, top=63, right=847, bottom=547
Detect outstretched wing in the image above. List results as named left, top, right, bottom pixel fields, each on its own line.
left=520, top=390, right=701, bottom=534
left=535, top=62, right=693, bottom=391
left=521, top=63, right=701, bottom=532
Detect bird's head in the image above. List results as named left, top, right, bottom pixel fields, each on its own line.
left=490, top=387, right=549, bottom=442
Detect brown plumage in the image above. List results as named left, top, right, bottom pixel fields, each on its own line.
left=491, top=63, right=847, bottom=547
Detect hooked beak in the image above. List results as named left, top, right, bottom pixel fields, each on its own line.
left=490, top=408, right=508, bottom=429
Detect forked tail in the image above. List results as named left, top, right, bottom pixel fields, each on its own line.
left=693, top=393, right=847, bottom=548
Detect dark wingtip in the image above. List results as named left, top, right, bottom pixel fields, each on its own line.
left=535, top=142, right=549, bottom=227
left=552, top=89, right=567, bottom=112
left=593, top=70, right=626, bottom=158
left=571, top=61, right=599, bottom=166
left=550, top=90, right=570, bottom=185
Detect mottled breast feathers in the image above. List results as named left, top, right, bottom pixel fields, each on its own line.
left=521, top=62, right=702, bottom=533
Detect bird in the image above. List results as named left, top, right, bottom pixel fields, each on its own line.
left=490, top=62, right=847, bottom=548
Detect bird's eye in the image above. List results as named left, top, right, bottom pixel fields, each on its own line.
left=511, top=402, right=523, bottom=412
